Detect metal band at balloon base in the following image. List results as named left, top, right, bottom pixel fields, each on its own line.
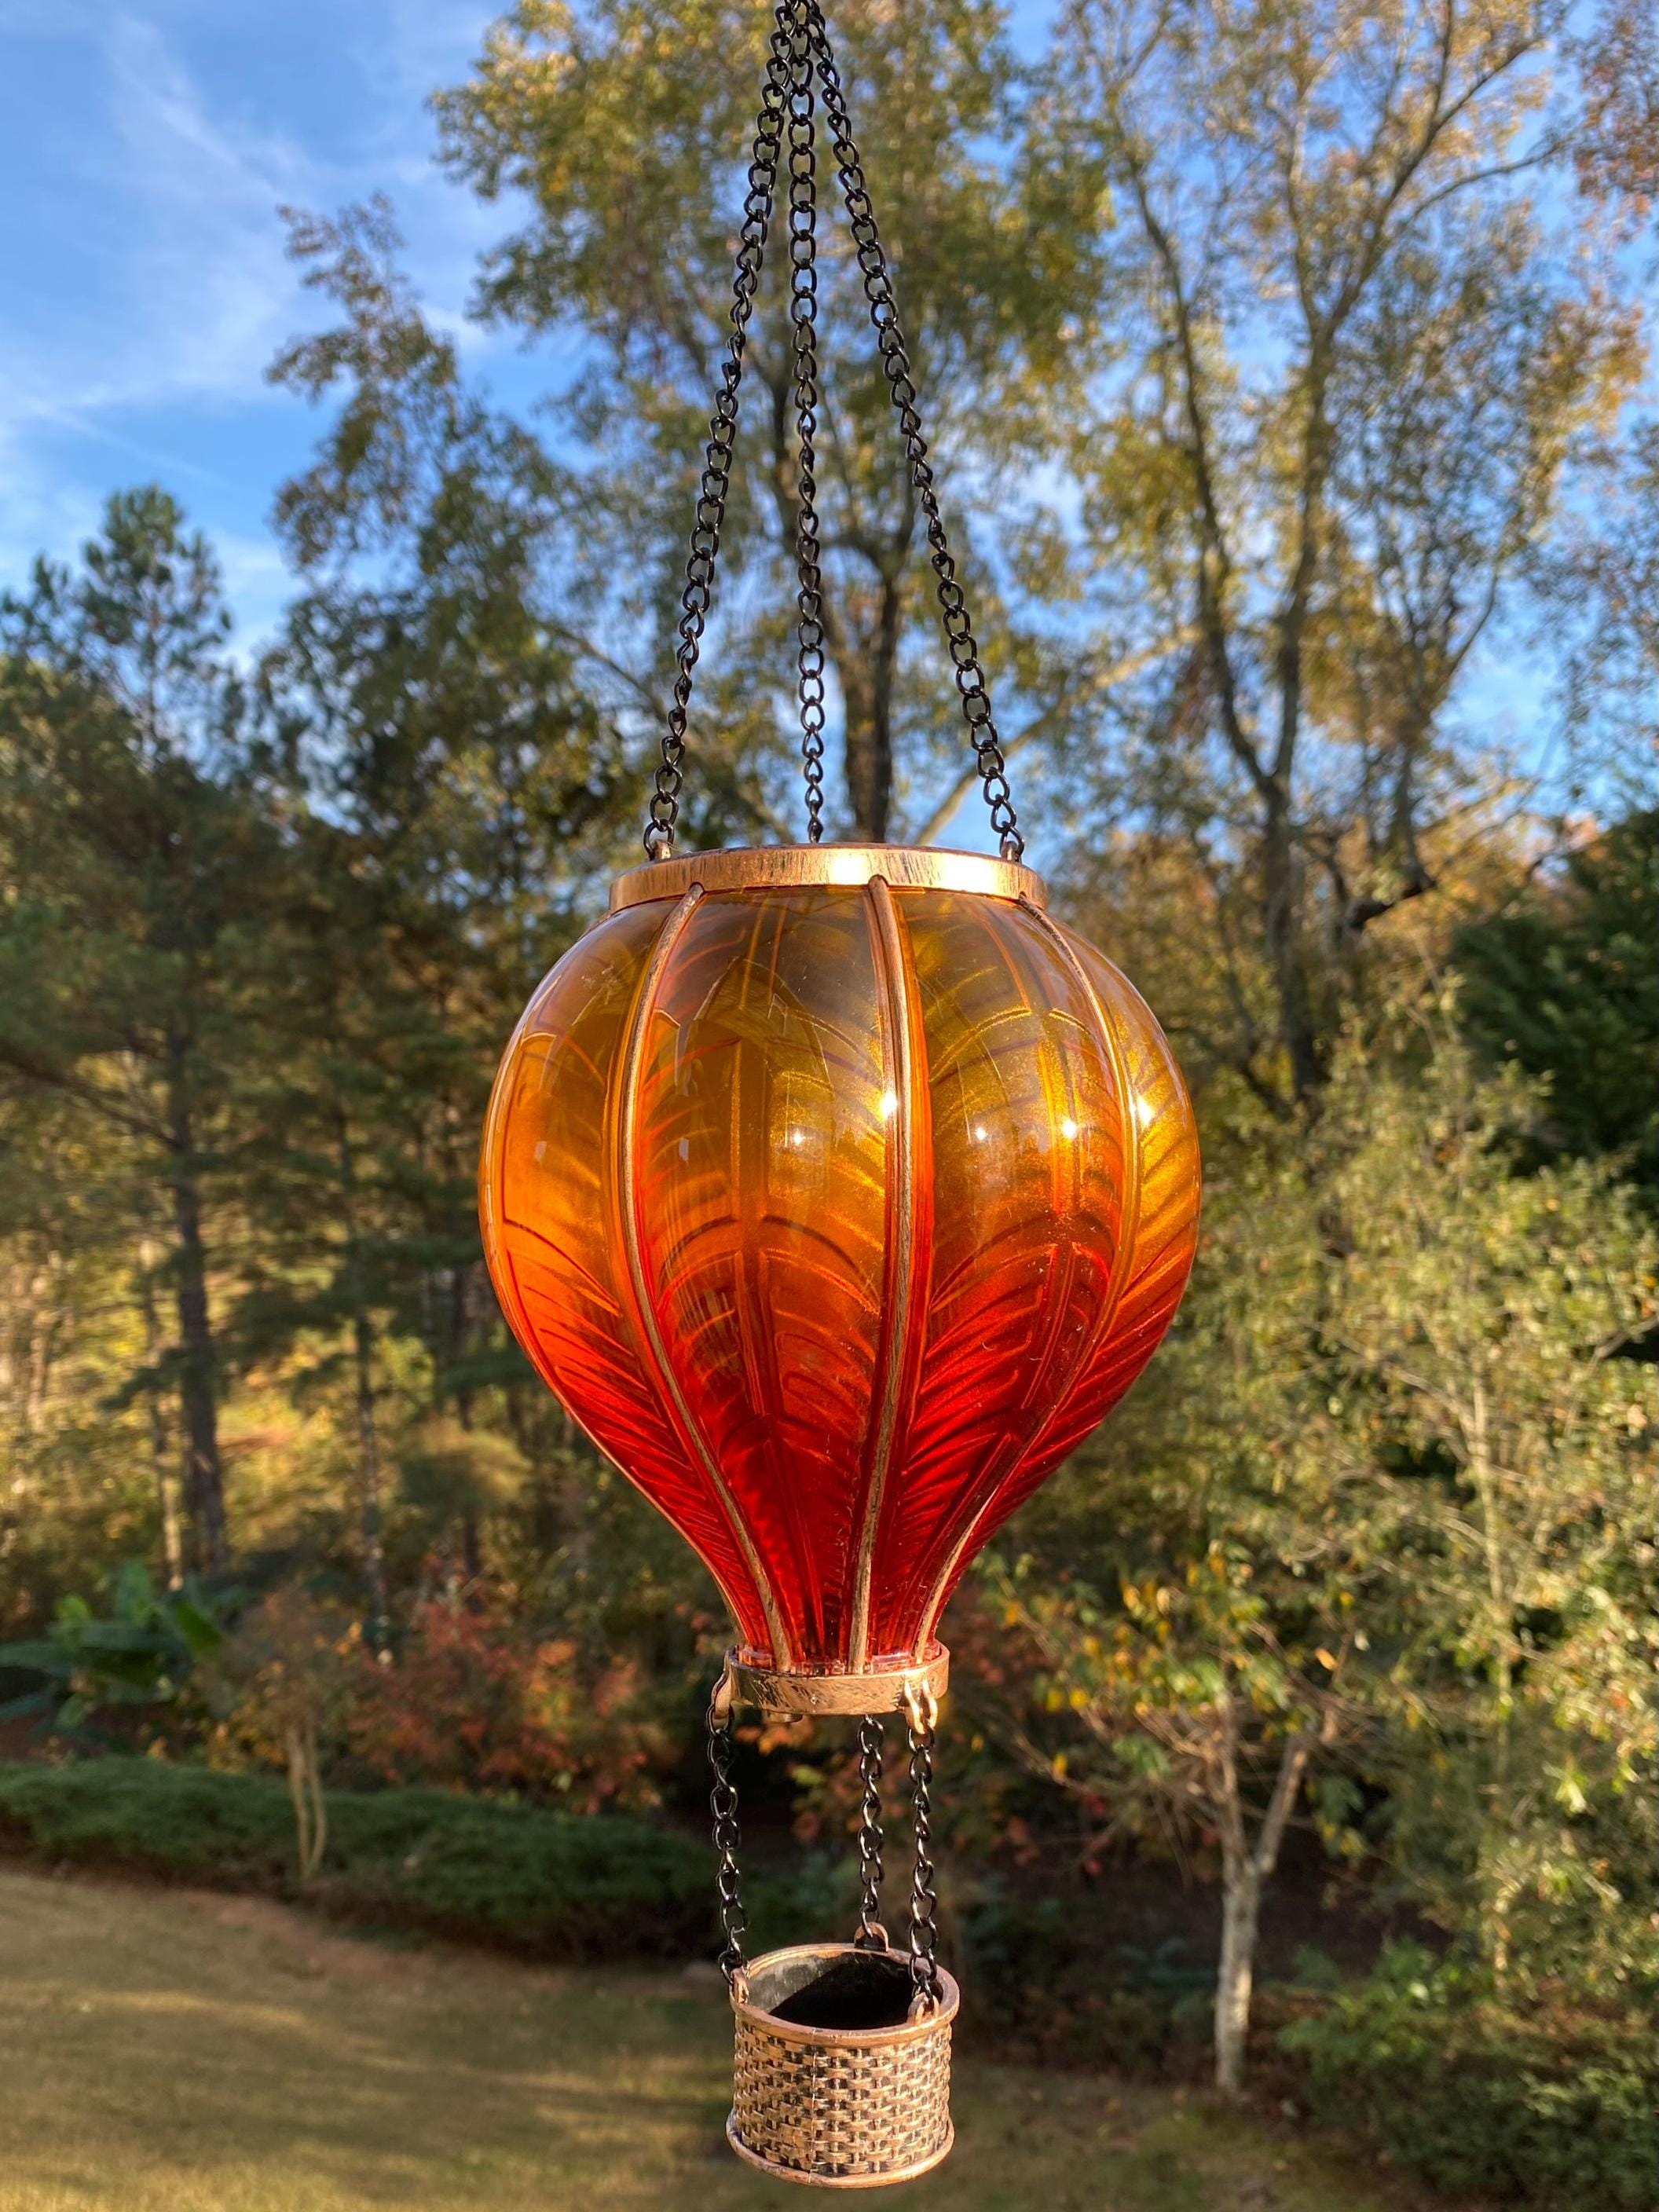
left=727, top=1942, right=958, bottom=2189
left=720, top=1645, right=947, bottom=1723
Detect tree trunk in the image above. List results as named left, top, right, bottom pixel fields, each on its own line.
left=841, top=576, right=902, bottom=841
left=1467, top=1372, right=1515, bottom=1981
left=164, top=1033, right=225, bottom=1573
left=1260, top=785, right=1322, bottom=1103
left=353, top=1309, right=390, bottom=1651
left=1215, top=1857, right=1263, bottom=2097
left=286, top=1722, right=327, bottom=1883
left=137, top=1239, right=184, bottom=1591
left=1210, top=1715, right=1317, bottom=2097
left=337, top=1119, right=390, bottom=1651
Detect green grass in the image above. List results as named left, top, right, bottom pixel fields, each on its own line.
left=0, top=1867, right=1455, bottom=2212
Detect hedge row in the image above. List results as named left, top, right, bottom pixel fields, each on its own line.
left=0, top=1757, right=712, bottom=1961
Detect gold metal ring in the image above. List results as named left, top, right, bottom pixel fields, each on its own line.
left=609, top=843, right=1046, bottom=913
left=723, top=1644, right=948, bottom=1718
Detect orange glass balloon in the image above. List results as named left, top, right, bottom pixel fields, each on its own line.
left=478, top=848, right=1199, bottom=1679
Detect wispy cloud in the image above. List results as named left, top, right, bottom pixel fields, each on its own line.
left=0, top=13, right=312, bottom=580
left=0, top=1, right=526, bottom=625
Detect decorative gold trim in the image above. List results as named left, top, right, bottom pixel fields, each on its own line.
left=723, top=1645, right=947, bottom=1718
left=609, top=888, right=796, bottom=1668
left=847, top=878, right=922, bottom=1674
left=610, top=843, right=1046, bottom=913
left=917, top=899, right=1145, bottom=1646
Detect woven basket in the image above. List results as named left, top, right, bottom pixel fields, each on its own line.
left=726, top=1942, right=958, bottom=2189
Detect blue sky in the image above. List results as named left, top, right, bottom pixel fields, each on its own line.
left=1, top=1, right=1062, bottom=646
left=1, top=0, right=547, bottom=634
left=0, top=0, right=1606, bottom=815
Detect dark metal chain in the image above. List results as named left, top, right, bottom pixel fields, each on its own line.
left=708, top=1691, right=748, bottom=1985
left=906, top=1705, right=944, bottom=2003
left=805, top=2, right=1024, bottom=862
left=644, top=9, right=796, bottom=861
left=645, top=0, right=1026, bottom=862
left=786, top=7, right=829, bottom=843
left=854, top=1714, right=885, bottom=1946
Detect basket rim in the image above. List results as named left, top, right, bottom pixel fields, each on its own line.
left=731, top=1940, right=961, bottom=2049
left=609, top=843, right=1047, bottom=914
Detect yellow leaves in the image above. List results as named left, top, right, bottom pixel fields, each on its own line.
left=1554, top=1767, right=1589, bottom=1817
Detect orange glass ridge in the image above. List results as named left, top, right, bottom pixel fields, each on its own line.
left=478, top=850, right=1201, bottom=1675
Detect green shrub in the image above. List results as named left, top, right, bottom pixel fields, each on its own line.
left=1281, top=1943, right=1658, bottom=2209
left=0, top=1757, right=711, bottom=1961
left=957, top=1881, right=1213, bottom=2071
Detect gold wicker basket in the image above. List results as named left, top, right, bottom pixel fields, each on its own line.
left=726, top=1941, right=958, bottom=2189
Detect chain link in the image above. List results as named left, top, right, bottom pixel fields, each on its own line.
left=804, top=2, right=1024, bottom=862
left=785, top=6, right=829, bottom=843
left=644, top=9, right=796, bottom=861
left=708, top=1690, right=748, bottom=1985
left=854, top=1714, right=885, bottom=1946
left=905, top=1705, right=944, bottom=2003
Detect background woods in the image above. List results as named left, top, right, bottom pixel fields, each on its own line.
left=1, top=4, right=1654, bottom=2207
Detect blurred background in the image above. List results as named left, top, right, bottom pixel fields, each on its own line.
left=0, top=4, right=1654, bottom=2209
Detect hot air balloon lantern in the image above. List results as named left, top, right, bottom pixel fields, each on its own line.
left=478, top=3, right=1200, bottom=2188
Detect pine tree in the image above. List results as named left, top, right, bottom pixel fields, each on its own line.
left=0, top=489, right=276, bottom=1573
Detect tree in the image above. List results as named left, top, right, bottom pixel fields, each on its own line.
left=1456, top=810, right=1659, bottom=1198
left=0, top=1090, right=167, bottom=1621
left=253, top=214, right=656, bottom=1621
left=432, top=0, right=1111, bottom=845
left=0, top=492, right=276, bottom=1572
left=1324, top=1027, right=1656, bottom=1999
left=1538, top=423, right=1659, bottom=808
left=991, top=1009, right=1656, bottom=2089
left=991, top=1085, right=1379, bottom=2094
left=1042, top=0, right=1643, bottom=1103
left=269, top=193, right=770, bottom=863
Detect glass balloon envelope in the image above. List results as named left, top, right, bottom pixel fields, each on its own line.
left=479, top=842, right=1200, bottom=1700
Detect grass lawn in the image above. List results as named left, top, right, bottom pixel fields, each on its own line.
left=0, top=1866, right=1441, bottom=2212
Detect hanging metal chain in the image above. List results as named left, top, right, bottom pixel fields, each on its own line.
left=708, top=1686, right=748, bottom=1987
left=644, top=9, right=797, bottom=861
left=645, top=0, right=1027, bottom=861
left=854, top=1714, right=886, bottom=1946
left=905, top=1698, right=944, bottom=2005
left=786, top=7, right=829, bottom=843
left=805, top=3, right=1024, bottom=862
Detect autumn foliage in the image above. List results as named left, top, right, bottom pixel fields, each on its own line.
left=213, top=1586, right=668, bottom=1813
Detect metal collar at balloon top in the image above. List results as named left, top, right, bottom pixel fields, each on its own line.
left=610, top=842, right=1047, bottom=914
